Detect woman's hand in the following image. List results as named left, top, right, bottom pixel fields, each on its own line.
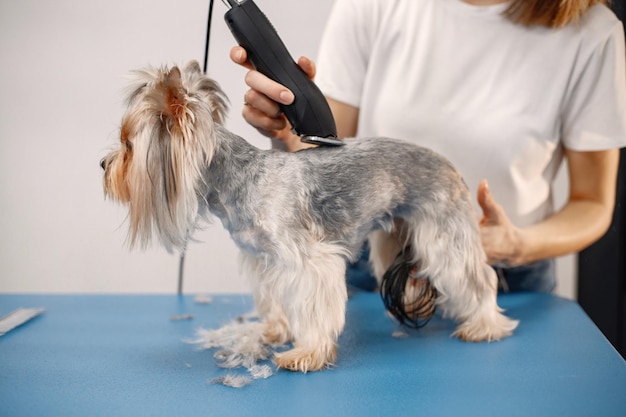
left=477, top=180, right=526, bottom=267
left=230, top=46, right=317, bottom=151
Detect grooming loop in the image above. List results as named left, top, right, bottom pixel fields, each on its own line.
left=380, top=247, right=438, bottom=328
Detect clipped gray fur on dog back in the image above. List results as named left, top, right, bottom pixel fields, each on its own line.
left=203, top=127, right=475, bottom=263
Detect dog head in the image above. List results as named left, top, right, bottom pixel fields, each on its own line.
left=101, top=61, right=228, bottom=251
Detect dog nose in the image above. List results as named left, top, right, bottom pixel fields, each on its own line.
left=100, top=158, right=107, bottom=170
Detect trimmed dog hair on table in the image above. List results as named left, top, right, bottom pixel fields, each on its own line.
left=101, top=61, right=518, bottom=373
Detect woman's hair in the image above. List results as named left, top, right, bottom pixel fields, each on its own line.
left=504, top=0, right=608, bottom=28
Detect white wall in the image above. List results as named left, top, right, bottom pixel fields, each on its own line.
left=0, top=0, right=577, bottom=298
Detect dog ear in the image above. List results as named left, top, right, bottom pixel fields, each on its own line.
left=184, top=60, right=202, bottom=75
left=163, top=66, right=187, bottom=119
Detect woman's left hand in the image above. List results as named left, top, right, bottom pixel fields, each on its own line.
left=477, top=180, right=526, bottom=267
left=477, top=149, right=619, bottom=268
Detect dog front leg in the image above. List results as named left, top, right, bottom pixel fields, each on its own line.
left=273, top=246, right=348, bottom=373
left=241, top=253, right=292, bottom=346
left=255, top=289, right=292, bottom=346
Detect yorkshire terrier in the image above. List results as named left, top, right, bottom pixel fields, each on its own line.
left=102, top=61, right=518, bottom=373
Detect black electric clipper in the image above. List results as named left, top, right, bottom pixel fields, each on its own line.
left=224, top=0, right=343, bottom=146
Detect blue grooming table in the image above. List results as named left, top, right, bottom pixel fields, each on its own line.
left=1, top=292, right=624, bottom=417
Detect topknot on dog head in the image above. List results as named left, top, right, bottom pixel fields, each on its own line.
left=125, top=60, right=228, bottom=128
left=161, top=66, right=187, bottom=120
left=179, top=60, right=229, bottom=126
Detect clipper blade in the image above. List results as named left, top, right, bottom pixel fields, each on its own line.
left=301, top=135, right=345, bottom=147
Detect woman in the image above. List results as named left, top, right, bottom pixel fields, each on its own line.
left=231, top=0, right=626, bottom=293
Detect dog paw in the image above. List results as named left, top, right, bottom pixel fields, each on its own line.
left=262, top=326, right=291, bottom=346
left=273, top=346, right=336, bottom=373
left=260, top=316, right=292, bottom=346
left=453, top=313, right=519, bottom=342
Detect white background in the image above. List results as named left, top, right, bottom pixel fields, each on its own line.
left=0, top=0, right=576, bottom=297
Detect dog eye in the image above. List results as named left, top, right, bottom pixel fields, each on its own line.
left=125, top=141, right=133, bottom=151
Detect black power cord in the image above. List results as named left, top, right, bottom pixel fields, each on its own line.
left=203, top=0, right=216, bottom=74
left=380, top=247, right=438, bottom=329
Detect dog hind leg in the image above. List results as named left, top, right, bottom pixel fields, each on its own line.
left=406, top=210, right=518, bottom=342
left=450, top=263, right=519, bottom=342
left=368, top=228, right=404, bottom=287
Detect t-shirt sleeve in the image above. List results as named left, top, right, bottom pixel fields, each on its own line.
left=315, top=0, right=380, bottom=108
left=561, top=18, right=626, bottom=151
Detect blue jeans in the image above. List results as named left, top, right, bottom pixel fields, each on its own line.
left=346, top=249, right=556, bottom=294
left=494, top=259, right=556, bottom=294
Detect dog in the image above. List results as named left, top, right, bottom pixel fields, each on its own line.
left=101, top=61, right=518, bottom=373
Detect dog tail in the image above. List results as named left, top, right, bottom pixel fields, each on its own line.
left=379, top=246, right=438, bottom=328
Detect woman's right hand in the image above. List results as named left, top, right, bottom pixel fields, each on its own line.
left=230, top=46, right=317, bottom=151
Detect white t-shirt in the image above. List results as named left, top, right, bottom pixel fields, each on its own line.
left=315, top=0, right=626, bottom=227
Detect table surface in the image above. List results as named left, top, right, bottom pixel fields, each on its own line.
left=1, top=292, right=625, bottom=417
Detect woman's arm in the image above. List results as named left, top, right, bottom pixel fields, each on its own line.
left=327, top=97, right=359, bottom=139
left=478, top=148, right=620, bottom=266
